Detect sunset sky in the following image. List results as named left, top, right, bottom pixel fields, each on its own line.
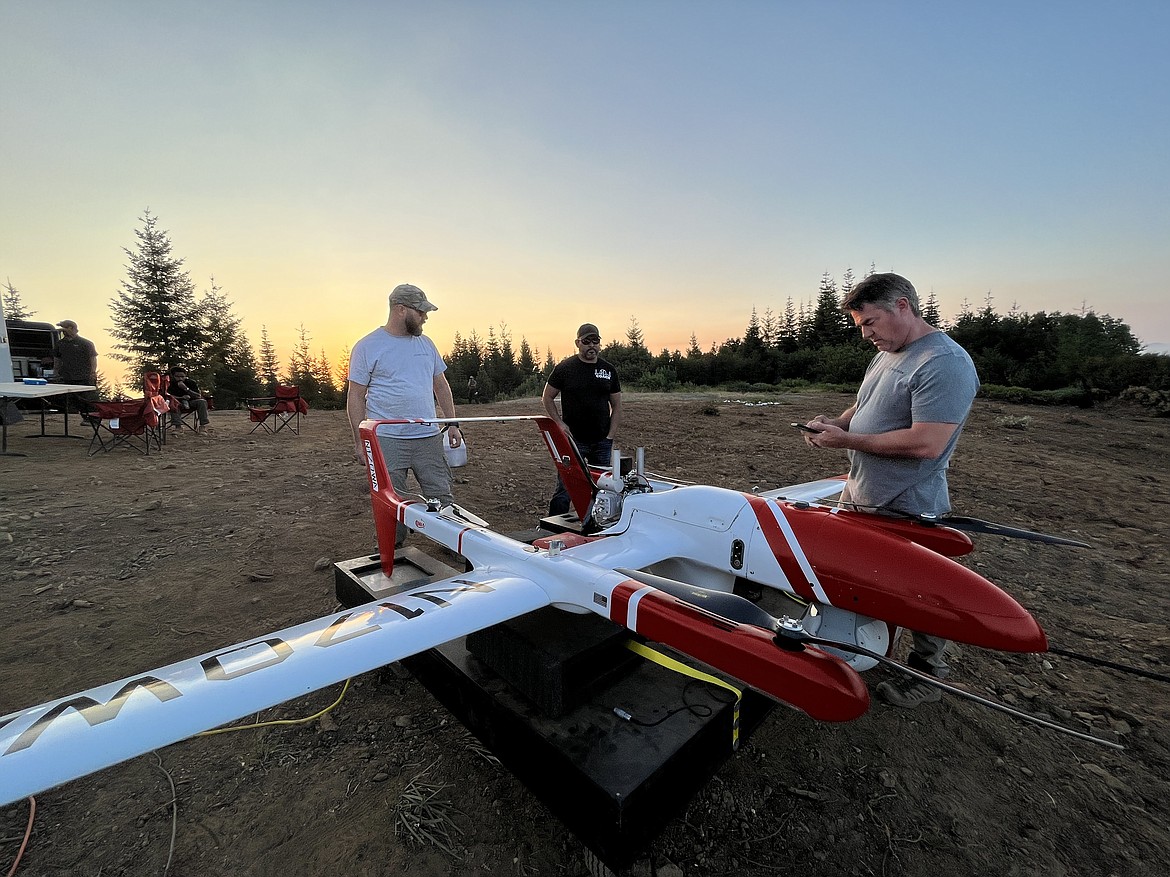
left=3, top=1, right=1168, bottom=385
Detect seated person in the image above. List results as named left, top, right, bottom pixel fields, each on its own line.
left=167, top=367, right=212, bottom=434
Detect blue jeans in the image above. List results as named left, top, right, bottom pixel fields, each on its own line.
left=549, top=437, right=612, bottom=516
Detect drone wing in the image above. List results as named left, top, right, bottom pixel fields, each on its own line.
left=0, top=569, right=550, bottom=806
left=757, top=475, right=846, bottom=503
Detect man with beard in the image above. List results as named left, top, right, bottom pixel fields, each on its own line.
left=798, top=272, right=979, bottom=708
left=542, top=322, right=622, bottom=516
left=347, top=284, right=463, bottom=545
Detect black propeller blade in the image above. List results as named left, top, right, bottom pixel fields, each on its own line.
left=915, top=514, right=1091, bottom=548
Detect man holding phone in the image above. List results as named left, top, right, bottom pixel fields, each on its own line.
left=797, top=273, right=979, bottom=708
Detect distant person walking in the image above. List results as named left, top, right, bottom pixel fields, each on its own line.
left=542, top=322, right=622, bottom=516
left=52, top=319, right=98, bottom=411
left=798, top=273, right=979, bottom=708
left=347, top=283, right=463, bottom=545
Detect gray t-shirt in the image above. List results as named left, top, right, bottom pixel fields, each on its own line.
left=841, top=331, right=979, bottom=516
left=348, top=328, right=447, bottom=439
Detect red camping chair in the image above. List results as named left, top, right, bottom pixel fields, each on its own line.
left=82, top=398, right=162, bottom=456
left=247, top=385, right=309, bottom=435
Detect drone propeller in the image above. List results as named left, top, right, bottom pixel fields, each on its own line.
left=913, top=514, right=1091, bottom=548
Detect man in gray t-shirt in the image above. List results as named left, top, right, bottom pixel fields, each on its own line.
left=347, top=284, right=463, bottom=545
left=798, top=273, right=979, bottom=708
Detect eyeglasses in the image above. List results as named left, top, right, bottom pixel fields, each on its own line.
left=577, top=336, right=601, bottom=345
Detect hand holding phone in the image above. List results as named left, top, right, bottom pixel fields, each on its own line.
left=791, top=422, right=820, bottom=434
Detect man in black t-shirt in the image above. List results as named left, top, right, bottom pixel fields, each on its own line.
left=542, top=322, right=622, bottom=515
left=52, top=319, right=98, bottom=412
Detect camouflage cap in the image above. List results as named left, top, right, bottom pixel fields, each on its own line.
left=388, top=283, right=438, bottom=312
left=576, top=323, right=601, bottom=341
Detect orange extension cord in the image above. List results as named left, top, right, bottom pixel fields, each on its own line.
left=5, top=796, right=35, bottom=877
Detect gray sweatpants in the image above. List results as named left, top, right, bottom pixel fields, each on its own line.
left=375, top=433, right=454, bottom=546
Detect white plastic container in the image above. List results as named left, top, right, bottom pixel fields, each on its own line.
left=444, top=440, right=468, bottom=468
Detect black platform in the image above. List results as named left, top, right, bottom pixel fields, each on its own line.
left=335, top=546, right=774, bottom=871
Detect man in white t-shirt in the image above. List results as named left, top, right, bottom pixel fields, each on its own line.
left=347, top=284, right=464, bottom=544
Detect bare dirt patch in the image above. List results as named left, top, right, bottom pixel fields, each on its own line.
left=1, top=392, right=1168, bottom=876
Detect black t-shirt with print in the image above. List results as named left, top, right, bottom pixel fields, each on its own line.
left=548, top=355, right=621, bottom=444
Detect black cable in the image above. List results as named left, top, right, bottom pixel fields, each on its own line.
left=613, top=681, right=730, bottom=728
left=1047, top=646, right=1170, bottom=684
left=793, top=634, right=1126, bottom=750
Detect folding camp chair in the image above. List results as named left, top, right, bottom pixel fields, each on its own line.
left=247, top=385, right=309, bottom=435
left=82, top=398, right=161, bottom=456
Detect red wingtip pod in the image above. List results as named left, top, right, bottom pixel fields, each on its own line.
left=610, top=581, right=870, bottom=722
left=765, top=502, right=1047, bottom=653
left=535, top=416, right=596, bottom=519
left=358, top=423, right=400, bottom=577
left=836, top=509, right=975, bottom=558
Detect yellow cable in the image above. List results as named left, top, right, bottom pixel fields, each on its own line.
left=195, top=678, right=352, bottom=737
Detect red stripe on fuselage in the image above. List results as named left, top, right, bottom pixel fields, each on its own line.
left=745, top=496, right=816, bottom=600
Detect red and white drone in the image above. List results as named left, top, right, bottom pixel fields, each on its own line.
left=0, top=414, right=1096, bottom=806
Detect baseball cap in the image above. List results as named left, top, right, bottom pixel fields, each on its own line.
left=57, top=319, right=78, bottom=330
left=388, top=283, right=438, bottom=312
left=576, top=323, right=601, bottom=342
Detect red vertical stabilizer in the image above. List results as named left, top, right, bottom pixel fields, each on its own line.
left=536, top=416, right=597, bottom=520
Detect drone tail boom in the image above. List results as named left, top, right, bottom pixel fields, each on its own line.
left=609, top=580, right=870, bottom=722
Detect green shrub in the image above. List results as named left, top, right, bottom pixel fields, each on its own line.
left=1119, top=386, right=1170, bottom=416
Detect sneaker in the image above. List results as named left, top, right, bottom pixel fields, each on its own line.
left=875, top=675, right=943, bottom=709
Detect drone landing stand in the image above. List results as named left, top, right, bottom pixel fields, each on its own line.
left=335, top=546, right=774, bottom=871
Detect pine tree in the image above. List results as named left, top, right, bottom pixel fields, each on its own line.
left=625, top=316, right=646, bottom=349
left=489, top=323, right=521, bottom=394
left=109, top=210, right=204, bottom=373
left=335, top=343, right=352, bottom=390
left=314, top=348, right=340, bottom=407
left=517, top=337, right=536, bottom=375
left=287, top=324, right=320, bottom=401
left=2, top=279, right=34, bottom=320
left=760, top=307, right=778, bottom=347
left=258, top=326, right=280, bottom=394
left=808, top=273, right=852, bottom=347
left=779, top=297, right=799, bottom=352
left=195, top=277, right=259, bottom=406
left=922, top=289, right=942, bottom=327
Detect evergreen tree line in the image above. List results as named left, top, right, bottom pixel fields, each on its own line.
left=6, top=215, right=1168, bottom=412
left=446, top=268, right=1169, bottom=405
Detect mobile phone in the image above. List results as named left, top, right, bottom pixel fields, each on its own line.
left=790, top=422, right=820, bottom=433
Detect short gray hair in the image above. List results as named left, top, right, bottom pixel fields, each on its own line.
left=840, top=273, right=920, bottom=316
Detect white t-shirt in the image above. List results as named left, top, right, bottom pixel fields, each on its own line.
left=348, top=328, right=447, bottom=438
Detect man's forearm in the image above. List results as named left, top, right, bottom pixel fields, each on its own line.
left=346, top=387, right=367, bottom=441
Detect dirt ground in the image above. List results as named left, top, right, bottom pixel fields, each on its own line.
left=1, top=391, right=1167, bottom=877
